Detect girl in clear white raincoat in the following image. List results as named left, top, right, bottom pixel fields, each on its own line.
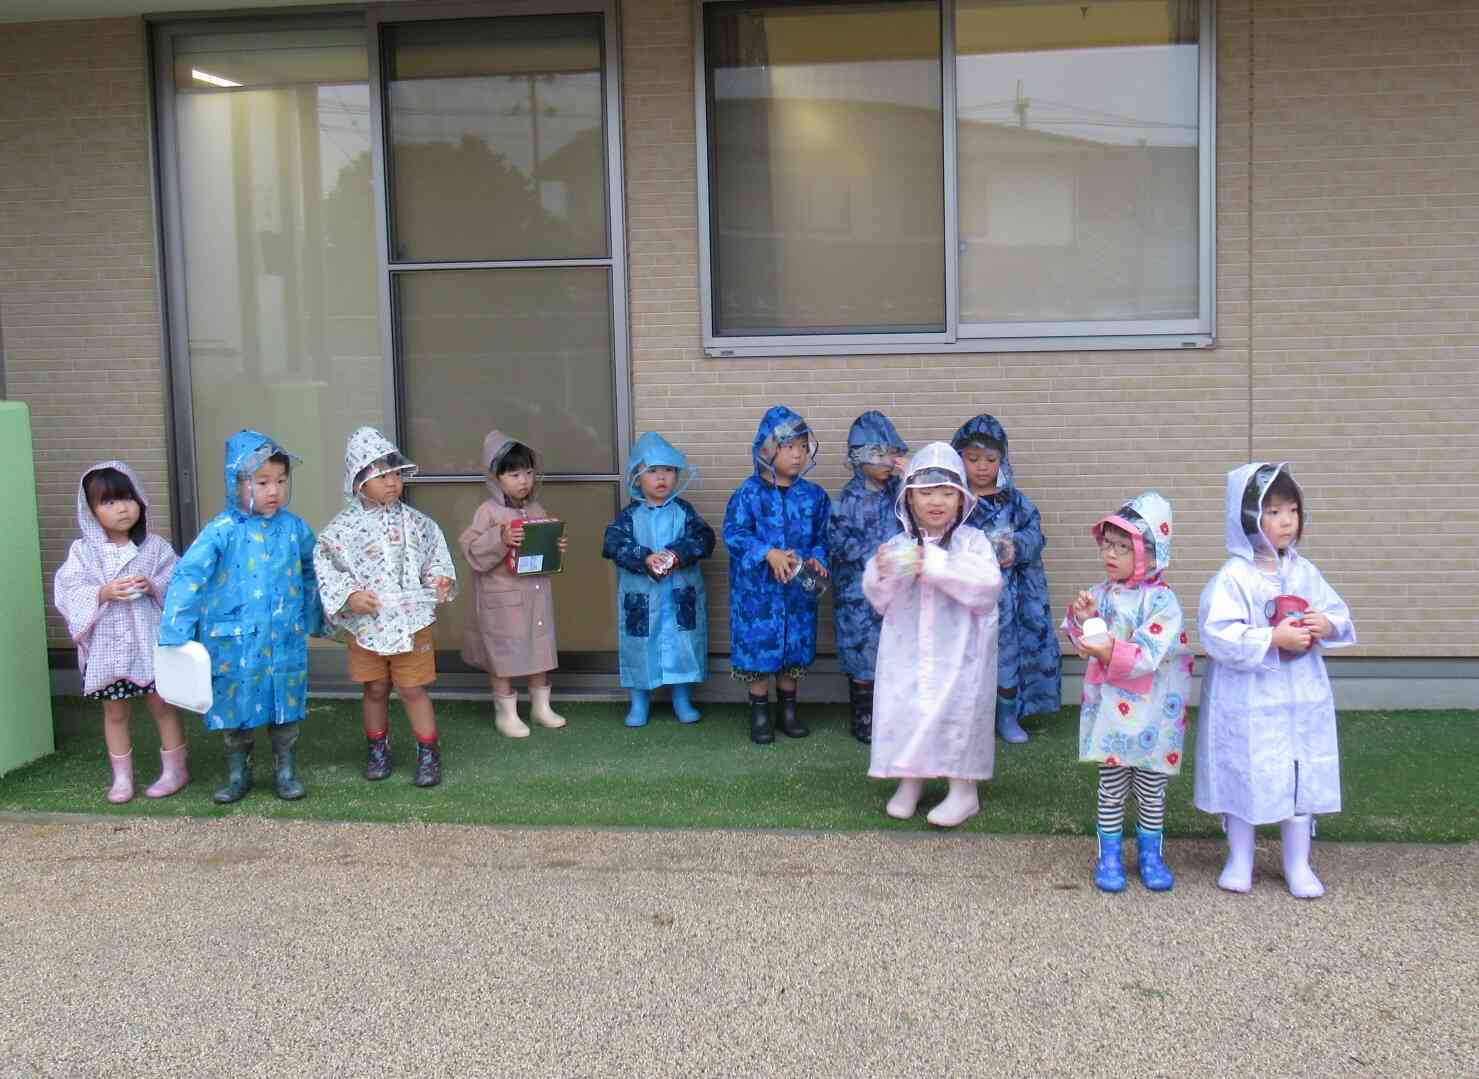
left=1195, top=463, right=1356, bottom=898
left=1061, top=491, right=1194, bottom=893
left=862, top=442, right=1003, bottom=828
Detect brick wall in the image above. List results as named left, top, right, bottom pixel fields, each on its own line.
left=0, top=18, right=171, bottom=644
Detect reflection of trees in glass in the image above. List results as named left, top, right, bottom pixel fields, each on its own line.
left=322, top=148, right=376, bottom=316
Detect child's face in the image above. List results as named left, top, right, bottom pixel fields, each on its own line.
left=239, top=461, right=289, bottom=516
left=638, top=466, right=678, bottom=504
left=497, top=467, right=536, bottom=503
left=360, top=469, right=405, bottom=507
left=771, top=439, right=808, bottom=480
left=860, top=462, right=895, bottom=485
left=1099, top=530, right=1136, bottom=582
left=90, top=494, right=139, bottom=541
left=908, top=485, right=962, bottom=534
left=1260, top=495, right=1301, bottom=552
left=960, top=446, right=1002, bottom=494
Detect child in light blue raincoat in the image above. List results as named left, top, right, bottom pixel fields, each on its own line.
left=158, top=429, right=324, bottom=804
left=602, top=432, right=716, bottom=728
left=723, top=405, right=831, bottom=745
left=828, top=410, right=908, bottom=744
left=951, top=414, right=1061, bottom=743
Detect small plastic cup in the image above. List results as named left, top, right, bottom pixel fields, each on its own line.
left=1080, top=616, right=1110, bottom=648
left=790, top=562, right=830, bottom=600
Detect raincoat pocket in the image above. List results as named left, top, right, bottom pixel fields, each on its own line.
left=623, top=592, right=650, bottom=638
left=675, top=586, right=697, bottom=631
left=206, top=620, right=244, bottom=638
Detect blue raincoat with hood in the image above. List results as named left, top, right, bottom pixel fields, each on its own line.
left=829, top=411, right=908, bottom=680
left=722, top=406, right=831, bottom=675
left=951, top=414, right=1061, bottom=717
left=158, top=429, right=324, bottom=731
left=602, top=432, right=716, bottom=690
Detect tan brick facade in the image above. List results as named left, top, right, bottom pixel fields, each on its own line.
left=2, top=1, right=1474, bottom=670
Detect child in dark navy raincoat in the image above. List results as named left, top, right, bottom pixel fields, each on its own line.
left=602, top=432, right=716, bottom=728
left=951, top=414, right=1061, bottom=743
left=158, top=430, right=324, bottom=804
left=828, top=411, right=908, bottom=743
left=722, top=406, right=831, bottom=745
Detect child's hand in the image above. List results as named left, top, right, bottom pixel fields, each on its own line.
left=98, top=579, right=134, bottom=603
left=1071, top=590, right=1099, bottom=623
left=1272, top=619, right=1313, bottom=653
left=765, top=548, right=799, bottom=583
left=1302, top=611, right=1333, bottom=640
left=995, top=537, right=1016, bottom=568
left=1075, top=636, right=1114, bottom=664
left=891, top=456, right=908, bottom=477
left=557, top=535, right=569, bottom=554
left=347, top=590, right=382, bottom=615
left=804, top=558, right=828, bottom=578
left=645, top=551, right=672, bottom=578
left=503, top=522, right=524, bottom=548
left=433, top=577, right=453, bottom=603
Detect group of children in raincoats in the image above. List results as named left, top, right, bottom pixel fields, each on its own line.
left=56, top=405, right=1354, bottom=899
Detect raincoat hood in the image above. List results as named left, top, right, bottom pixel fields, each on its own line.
left=626, top=431, right=694, bottom=505
left=846, top=411, right=908, bottom=480
left=1092, top=490, right=1173, bottom=587
left=479, top=428, right=538, bottom=506
left=224, top=429, right=299, bottom=516
left=343, top=426, right=416, bottom=503
left=751, top=405, right=818, bottom=482
left=1225, top=462, right=1301, bottom=562
left=895, top=442, right=977, bottom=537
left=950, top=413, right=1014, bottom=492
left=76, top=460, right=149, bottom=549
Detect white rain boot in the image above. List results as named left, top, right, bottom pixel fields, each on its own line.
left=885, top=778, right=925, bottom=820
left=1280, top=815, right=1325, bottom=899
left=529, top=684, right=567, bottom=730
left=493, top=692, right=530, bottom=739
left=926, top=779, right=980, bottom=828
left=1218, top=814, right=1255, bottom=894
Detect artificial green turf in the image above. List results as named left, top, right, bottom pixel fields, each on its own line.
left=1, top=697, right=1474, bottom=842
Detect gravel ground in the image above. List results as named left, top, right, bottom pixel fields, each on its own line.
left=0, top=814, right=1473, bottom=1078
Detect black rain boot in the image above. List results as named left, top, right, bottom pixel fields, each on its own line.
left=848, top=681, right=873, bottom=745
left=365, top=733, right=391, bottom=781
left=414, top=740, right=443, bottom=788
left=269, top=723, right=306, bottom=801
left=212, top=748, right=254, bottom=805
left=776, top=687, right=809, bottom=738
left=748, top=693, right=774, bottom=745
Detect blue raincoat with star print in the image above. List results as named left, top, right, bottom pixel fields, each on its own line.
left=158, top=429, right=324, bottom=731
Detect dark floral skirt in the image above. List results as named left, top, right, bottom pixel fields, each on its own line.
left=86, top=679, right=154, bottom=702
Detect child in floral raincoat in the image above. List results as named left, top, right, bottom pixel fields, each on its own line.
left=722, top=405, right=831, bottom=745
left=951, top=414, right=1061, bottom=743
left=1195, top=463, right=1356, bottom=899
left=158, top=430, right=323, bottom=804
left=1062, top=491, right=1194, bottom=893
left=828, top=410, right=908, bottom=744
left=315, top=427, right=457, bottom=787
left=54, top=461, right=185, bottom=804
left=602, top=432, right=716, bottom=728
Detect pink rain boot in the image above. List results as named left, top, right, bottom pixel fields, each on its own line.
left=106, top=751, right=134, bottom=804
left=144, top=744, right=189, bottom=799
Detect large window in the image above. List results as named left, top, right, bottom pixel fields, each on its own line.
left=697, top=0, right=1214, bottom=353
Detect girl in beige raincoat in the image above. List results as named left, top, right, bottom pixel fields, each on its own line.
left=460, top=430, right=570, bottom=738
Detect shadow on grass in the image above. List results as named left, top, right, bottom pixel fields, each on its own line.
left=1, top=698, right=1475, bottom=842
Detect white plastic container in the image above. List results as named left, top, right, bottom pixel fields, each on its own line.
left=153, top=641, right=214, bottom=714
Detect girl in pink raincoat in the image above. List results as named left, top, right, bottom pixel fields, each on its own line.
left=863, top=442, right=1004, bottom=828
left=54, top=462, right=185, bottom=803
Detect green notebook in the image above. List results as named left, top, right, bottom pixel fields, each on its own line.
left=505, top=517, right=565, bottom=577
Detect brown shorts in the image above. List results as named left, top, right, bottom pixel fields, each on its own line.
left=347, top=626, right=436, bottom=688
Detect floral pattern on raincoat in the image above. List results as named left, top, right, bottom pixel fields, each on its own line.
left=53, top=461, right=178, bottom=695
left=460, top=429, right=558, bottom=678
left=951, top=414, right=1061, bottom=717
left=1194, top=463, right=1356, bottom=824
left=864, top=443, right=1003, bottom=781
left=157, top=430, right=323, bottom=731
left=602, top=432, right=715, bottom=690
left=1061, top=492, right=1194, bottom=776
left=314, top=426, right=457, bottom=656
left=829, top=411, right=907, bottom=681
left=723, top=406, right=831, bottom=674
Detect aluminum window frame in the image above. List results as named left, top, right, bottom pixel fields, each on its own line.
left=694, top=0, right=1216, bottom=357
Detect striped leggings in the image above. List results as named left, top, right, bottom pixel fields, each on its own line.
left=1097, top=765, right=1169, bottom=833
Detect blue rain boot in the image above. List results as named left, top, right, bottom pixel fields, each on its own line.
left=1136, top=826, right=1175, bottom=892
left=1094, top=828, right=1127, bottom=893
left=995, top=692, right=1028, bottom=744
left=670, top=683, right=701, bottom=724
left=624, top=690, right=651, bottom=728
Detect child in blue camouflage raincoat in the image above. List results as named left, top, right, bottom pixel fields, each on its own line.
left=158, top=429, right=324, bottom=804
left=602, top=432, right=716, bottom=728
left=828, top=410, right=908, bottom=743
left=723, top=405, right=831, bottom=745
left=951, top=414, right=1061, bottom=742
